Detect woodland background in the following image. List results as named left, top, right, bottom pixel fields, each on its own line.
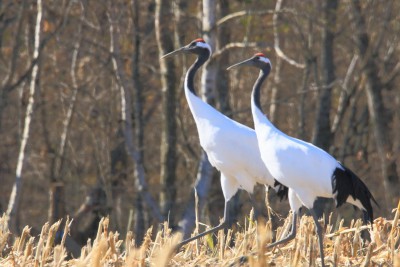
left=0, top=0, right=399, bottom=254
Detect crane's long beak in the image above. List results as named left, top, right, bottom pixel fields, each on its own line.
left=226, top=58, right=253, bottom=70
left=161, top=47, right=186, bottom=59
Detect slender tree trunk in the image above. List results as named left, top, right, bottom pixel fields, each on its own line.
left=179, top=0, right=219, bottom=238
left=271, top=0, right=283, bottom=123
left=6, top=0, right=43, bottom=234
left=131, top=0, right=146, bottom=242
left=0, top=1, right=26, bottom=130
left=298, top=60, right=311, bottom=140
left=108, top=6, right=164, bottom=233
left=312, top=0, right=338, bottom=150
left=200, top=0, right=222, bottom=230
left=216, top=0, right=241, bottom=226
left=298, top=17, right=314, bottom=140
left=155, top=0, right=178, bottom=220
left=201, top=0, right=217, bottom=107
left=216, top=0, right=232, bottom=116
left=350, top=0, right=399, bottom=212
left=48, top=6, right=84, bottom=225
left=331, top=55, right=359, bottom=136
left=312, top=0, right=338, bottom=218
left=179, top=153, right=215, bottom=238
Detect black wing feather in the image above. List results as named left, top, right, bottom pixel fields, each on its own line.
left=274, top=180, right=289, bottom=201
left=332, top=163, right=378, bottom=222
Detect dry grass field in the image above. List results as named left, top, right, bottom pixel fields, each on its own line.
left=0, top=202, right=399, bottom=267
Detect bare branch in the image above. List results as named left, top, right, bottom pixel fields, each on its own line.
left=331, top=55, right=359, bottom=134
left=273, top=0, right=305, bottom=69
left=1, top=1, right=26, bottom=89
left=382, top=62, right=400, bottom=88
left=211, top=42, right=262, bottom=60
left=2, top=2, right=72, bottom=95
left=6, top=0, right=43, bottom=233
left=216, top=8, right=295, bottom=27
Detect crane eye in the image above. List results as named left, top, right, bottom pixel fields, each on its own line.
left=255, top=56, right=260, bottom=60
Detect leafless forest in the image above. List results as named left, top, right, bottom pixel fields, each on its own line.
left=0, top=0, right=399, bottom=251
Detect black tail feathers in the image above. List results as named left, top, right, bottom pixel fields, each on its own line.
left=332, top=164, right=379, bottom=223
left=273, top=180, right=289, bottom=201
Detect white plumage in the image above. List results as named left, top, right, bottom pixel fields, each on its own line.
left=162, top=39, right=287, bottom=248
left=187, top=89, right=275, bottom=198
left=254, top=117, right=337, bottom=207
left=228, top=53, right=377, bottom=267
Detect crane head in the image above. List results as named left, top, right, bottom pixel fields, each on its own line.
left=227, top=53, right=272, bottom=71
left=161, top=38, right=212, bottom=59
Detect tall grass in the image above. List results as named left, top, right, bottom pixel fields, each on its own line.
left=0, top=202, right=399, bottom=266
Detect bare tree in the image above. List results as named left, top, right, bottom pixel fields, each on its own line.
left=47, top=4, right=86, bottom=226
left=179, top=0, right=219, bottom=238
left=312, top=0, right=338, bottom=150
left=155, top=0, right=178, bottom=220
left=350, top=0, right=399, bottom=212
left=0, top=1, right=26, bottom=130
left=312, top=0, right=338, bottom=218
left=108, top=3, right=164, bottom=241
left=270, top=0, right=284, bottom=123
left=216, top=0, right=242, bottom=226
left=130, top=0, right=146, bottom=242
left=6, top=0, right=43, bottom=233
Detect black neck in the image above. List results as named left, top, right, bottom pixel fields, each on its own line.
left=186, top=51, right=210, bottom=96
left=252, top=65, right=271, bottom=112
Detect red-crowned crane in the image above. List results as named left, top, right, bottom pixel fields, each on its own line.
left=228, top=53, right=378, bottom=267
left=162, top=39, right=288, bottom=248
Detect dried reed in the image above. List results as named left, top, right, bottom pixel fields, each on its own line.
left=0, top=201, right=398, bottom=266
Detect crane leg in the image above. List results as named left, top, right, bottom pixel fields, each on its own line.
left=249, top=193, right=264, bottom=221
left=267, top=211, right=298, bottom=248
left=309, top=208, right=326, bottom=267
left=175, top=200, right=230, bottom=250
left=361, top=210, right=371, bottom=241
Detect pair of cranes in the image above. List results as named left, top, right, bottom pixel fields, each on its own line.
left=162, top=38, right=377, bottom=266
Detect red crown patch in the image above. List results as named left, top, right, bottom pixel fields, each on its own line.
left=194, top=38, right=205, bottom=43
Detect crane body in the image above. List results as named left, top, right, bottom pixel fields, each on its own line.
left=228, top=53, right=377, bottom=267
left=189, top=92, right=277, bottom=198
left=162, top=39, right=287, bottom=248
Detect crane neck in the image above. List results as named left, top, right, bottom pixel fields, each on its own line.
left=251, top=65, right=284, bottom=137
left=252, top=66, right=271, bottom=113
left=185, top=51, right=210, bottom=96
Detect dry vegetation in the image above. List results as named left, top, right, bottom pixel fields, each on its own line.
left=1, top=202, right=399, bottom=267
left=1, top=0, right=400, bottom=251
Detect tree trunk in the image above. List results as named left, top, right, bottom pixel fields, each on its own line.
left=155, top=0, right=178, bottom=220
left=130, top=0, right=146, bottom=243
left=216, top=0, right=241, bottom=227
left=271, top=0, right=283, bottom=123
left=179, top=0, right=219, bottom=238
left=6, top=0, right=43, bottom=234
left=201, top=0, right=217, bottom=106
left=108, top=5, right=164, bottom=234
left=312, top=0, right=338, bottom=218
left=0, top=1, right=26, bottom=130
left=216, top=0, right=232, bottom=116
left=297, top=60, right=311, bottom=140
left=312, top=0, right=338, bottom=150
left=48, top=7, right=84, bottom=225
left=200, top=0, right=221, bottom=230
left=350, top=0, right=399, bottom=212
left=179, top=153, right=215, bottom=238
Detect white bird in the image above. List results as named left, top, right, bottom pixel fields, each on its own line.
left=162, top=39, right=288, bottom=247
left=228, top=53, right=378, bottom=267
